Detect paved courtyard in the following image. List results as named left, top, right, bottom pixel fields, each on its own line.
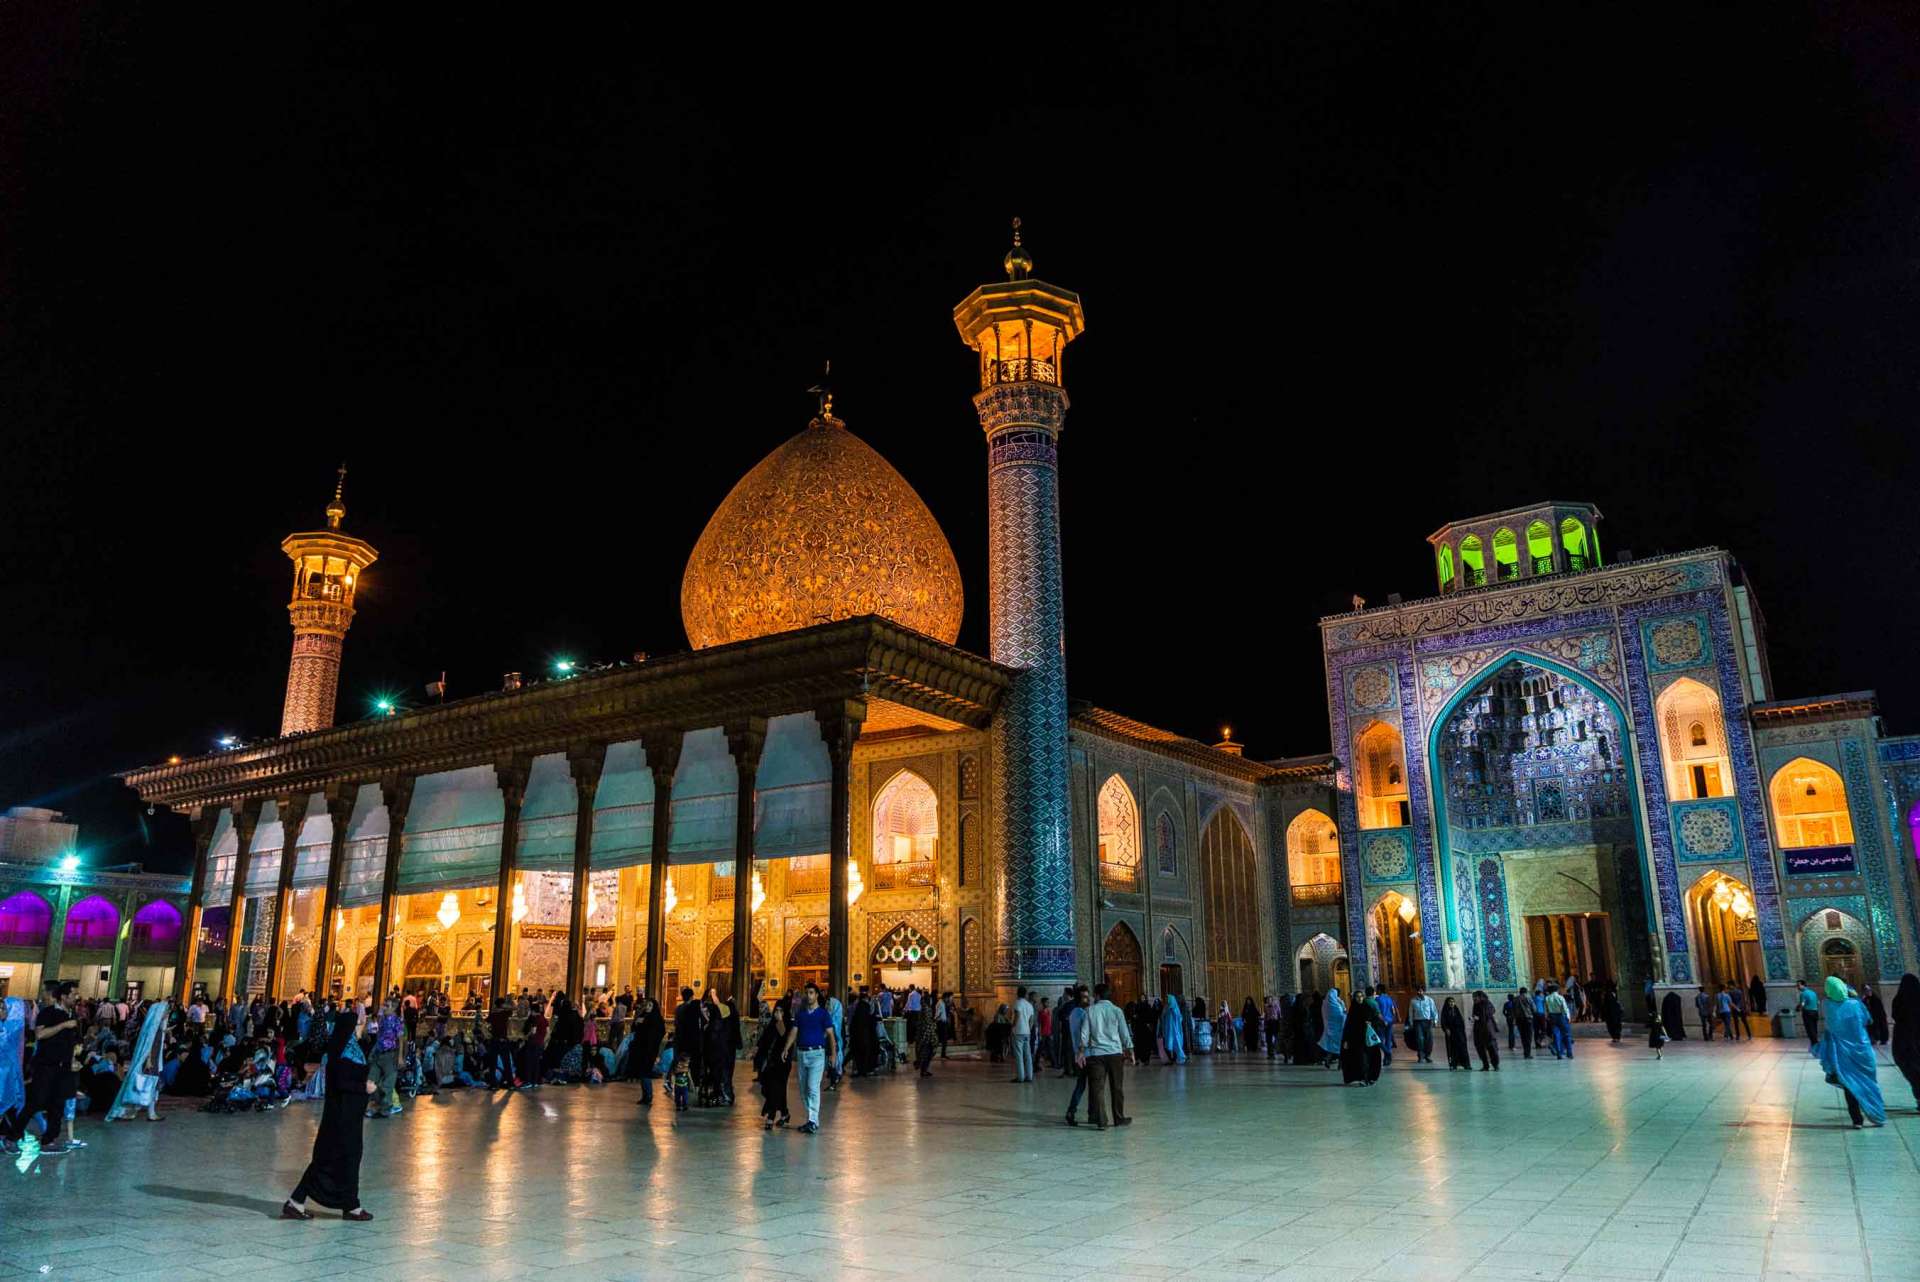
left=2, top=1036, right=1917, bottom=1282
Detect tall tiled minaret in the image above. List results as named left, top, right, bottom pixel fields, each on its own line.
left=953, top=221, right=1086, bottom=993
left=280, top=467, right=378, bottom=734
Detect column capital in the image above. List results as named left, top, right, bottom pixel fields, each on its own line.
left=495, top=755, right=532, bottom=808
left=231, top=796, right=265, bottom=840
left=643, top=728, right=685, bottom=787
left=324, top=778, right=360, bottom=816
left=725, top=716, right=768, bottom=775
left=567, top=741, right=607, bottom=791
left=276, top=792, right=312, bottom=835
left=815, top=699, right=866, bottom=761
left=190, top=807, right=223, bottom=848
left=379, top=774, right=416, bottom=825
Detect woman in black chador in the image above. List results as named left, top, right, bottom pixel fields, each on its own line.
left=1470, top=991, right=1502, bottom=1071
left=283, top=1002, right=374, bottom=1222
left=1660, top=989, right=1686, bottom=1041
left=1440, top=997, right=1472, bottom=1070
left=1339, top=991, right=1388, bottom=1085
left=1601, top=987, right=1625, bottom=1043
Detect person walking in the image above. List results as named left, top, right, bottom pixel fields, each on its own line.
left=1076, top=982, right=1133, bottom=1130
left=1601, top=987, right=1624, bottom=1044
left=1813, top=976, right=1886, bottom=1128
left=1648, top=1003, right=1668, bottom=1059
left=1062, top=987, right=1092, bottom=1126
left=1157, top=995, right=1187, bottom=1065
left=1373, top=987, right=1398, bottom=1067
left=1008, top=987, right=1036, bottom=1083
left=1748, top=974, right=1769, bottom=1016
left=1318, top=988, right=1346, bottom=1068
left=1470, top=990, right=1502, bottom=1071
left=783, top=984, right=838, bottom=1134
left=1716, top=986, right=1740, bottom=1043
left=914, top=995, right=938, bottom=1077
left=757, top=1004, right=793, bottom=1129
left=106, top=998, right=169, bottom=1122
left=1695, top=987, right=1715, bottom=1042
left=1505, top=990, right=1534, bottom=1058
left=366, top=999, right=403, bottom=1116
left=1863, top=984, right=1889, bottom=1046
left=1544, top=984, right=1574, bottom=1059
left=1662, top=988, right=1687, bottom=1042
left=1440, top=997, right=1471, bottom=1070
left=283, top=1001, right=375, bottom=1221
left=1797, top=980, right=1821, bottom=1048
left=1888, top=973, right=1920, bottom=1110
left=24, top=981, right=81, bottom=1154
left=1408, top=989, right=1436, bottom=1063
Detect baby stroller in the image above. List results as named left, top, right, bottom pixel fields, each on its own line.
left=872, top=1022, right=900, bottom=1074
left=396, top=1041, right=426, bottom=1099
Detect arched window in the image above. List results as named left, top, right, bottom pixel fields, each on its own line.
left=1354, top=721, right=1410, bottom=829
left=1493, top=527, right=1519, bottom=580
left=62, top=895, right=119, bottom=950
left=1561, top=517, right=1592, bottom=571
left=1097, top=775, right=1140, bottom=890
left=871, top=770, right=937, bottom=890
left=1656, top=678, right=1733, bottom=800
left=129, top=900, right=182, bottom=953
left=1526, top=520, right=1554, bottom=574
left=0, top=891, right=52, bottom=950
left=1770, top=758, right=1854, bottom=847
left=1436, top=543, right=1455, bottom=592
left=1459, top=535, right=1485, bottom=587
left=1154, top=811, right=1178, bottom=876
left=1286, top=808, right=1341, bottom=902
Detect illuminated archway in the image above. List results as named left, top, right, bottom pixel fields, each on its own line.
left=786, top=926, right=828, bottom=995
left=1796, top=904, right=1874, bottom=986
left=1561, top=517, right=1593, bottom=570
left=1286, top=808, right=1340, bottom=904
left=1436, top=543, right=1455, bottom=591
left=1769, top=758, right=1854, bottom=847
left=1526, top=520, right=1554, bottom=574
left=1368, top=891, right=1425, bottom=997
left=870, top=921, right=938, bottom=993
left=63, top=894, right=119, bottom=950
left=1354, top=721, right=1409, bottom=829
left=872, top=770, right=937, bottom=890
left=706, top=933, right=766, bottom=1003
left=1493, top=527, right=1519, bottom=581
left=129, top=900, right=182, bottom=953
left=1200, top=807, right=1262, bottom=1005
left=1460, top=535, right=1486, bottom=587
left=1295, top=932, right=1348, bottom=996
left=1102, top=921, right=1143, bottom=1006
left=0, top=891, right=53, bottom=949
left=1684, top=870, right=1759, bottom=992
left=1656, top=678, right=1732, bottom=800
left=1097, top=775, right=1140, bottom=890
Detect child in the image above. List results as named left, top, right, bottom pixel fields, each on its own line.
left=670, top=1055, right=692, bottom=1111
left=1648, top=1007, right=1668, bottom=1060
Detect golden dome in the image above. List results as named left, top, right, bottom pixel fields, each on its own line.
left=681, top=412, right=964, bottom=649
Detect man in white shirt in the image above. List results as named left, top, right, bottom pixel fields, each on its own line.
left=1408, top=988, right=1437, bottom=1063
left=1075, top=981, right=1134, bottom=1130
left=1009, top=987, right=1036, bottom=1082
left=904, top=985, right=922, bottom=1049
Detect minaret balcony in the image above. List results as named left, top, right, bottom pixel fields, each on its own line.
left=985, top=357, right=1059, bottom=387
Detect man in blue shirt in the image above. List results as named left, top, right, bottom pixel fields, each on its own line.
left=1373, top=987, right=1398, bottom=1066
left=783, top=983, right=839, bottom=1133
left=1797, top=980, right=1821, bottom=1047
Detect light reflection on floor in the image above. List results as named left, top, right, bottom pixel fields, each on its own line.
left=0, top=1037, right=1915, bottom=1281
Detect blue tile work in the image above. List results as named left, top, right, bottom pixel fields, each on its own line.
left=1476, top=857, right=1514, bottom=983
left=1641, top=612, right=1713, bottom=676
left=1700, top=595, right=1787, bottom=978
left=1877, top=739, right=1920, bottom=953
left=1670, top=797, right=1745, bottom=866
left=1842, top=737, right=1907, bottom=977
left=1791, top=895, right=1876, bottom=979
left=1452, top=818, right=1634, bottom=854
left=1325, top=639, right=1414, bottom=984
left=982, top=409, right=1076, bottom=984
left=1359, top=828, right=1413, bottom=883
left=1397, top=655, right=1448, bottom=976
left=1454, top=858, right=1481, bottom=982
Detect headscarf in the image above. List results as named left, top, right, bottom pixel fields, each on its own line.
left=1825, top=975, right=1851, bottom=1004
left=107, top=999, right=169, bottom=1117
left=0, top=997, right=27, bottom=1119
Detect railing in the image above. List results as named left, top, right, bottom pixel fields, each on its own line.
left=872, top=862, right=934, bottom=891
left=1291, top=882, right=1342, bottom=907
left=0, top=929, right=50, bottom=950
left=1098, top=862, right=1139, bottom=892
left=711, top=872, right=735, bottom=900
left=985, top=357, right=1059, bottom=386
left=787, top=865, right=828, bottom=895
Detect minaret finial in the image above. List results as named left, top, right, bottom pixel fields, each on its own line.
left=326, top=463, right=347, bottom=529
left=807, top=360, right=837, bottom=424
left=1004, top=216, right=1032, bottom=280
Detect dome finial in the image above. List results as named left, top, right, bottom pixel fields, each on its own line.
left=326, top=463, right=347, bottom=529
left=1003, top=216, right=1032, bottom=280
left=807, top=360, right=840, bottom=426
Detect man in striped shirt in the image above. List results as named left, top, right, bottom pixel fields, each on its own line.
left=1075, top=981, right=1134, bottom=1131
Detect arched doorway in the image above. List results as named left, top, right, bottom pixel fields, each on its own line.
left=870, top=921, right=938, bottom=994
left=1200, top=807, right=1263, bottom=1007
left=1820, top=938, right=1861, bottom=987
left=1369, top=891, right=1425, bottom=1005
left=1684, top=870, right=1760, bottom=992
left=787, top=926, right=829, bottom=996
left=402, top=944, right=444, bottom=997
left=355, top=948, right=377, bottom=999
left=1296, top=932, right=1347, bottom=995
left=1160, top=925, right=1189, bottom=999
left=1796, top=905, right=1875, bottom=987
left=706, top=933, right=766, bottom=1004
left=1097, top=776, right=1141, bottom=891
left=872, top=770, right=937, bottom=890
left=1429, top=654, right=1650, bottom=997
left=1102, top=922, right=1143, bottom=1006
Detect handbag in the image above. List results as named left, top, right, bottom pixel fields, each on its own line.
left=1403, top=1025, right=1417, bottom=1051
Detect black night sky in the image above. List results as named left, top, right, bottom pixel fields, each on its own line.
left=4, top=7, right=1918, bottom=875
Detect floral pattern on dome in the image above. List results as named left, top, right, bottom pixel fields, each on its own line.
left=681, top=417, right=964, bottom=648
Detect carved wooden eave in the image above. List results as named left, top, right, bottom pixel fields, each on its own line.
left=121, top=616, right=1011, bottom=813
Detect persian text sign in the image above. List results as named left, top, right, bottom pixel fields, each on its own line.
left=1784, top=846, right=1855, bottom=876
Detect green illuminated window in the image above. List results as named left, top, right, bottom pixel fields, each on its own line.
left=1527, top=520, right=1553, bottom=573
left=1460, top=535, right=1485, bottom=587
left=1493, top=527, right=1519, bottom=580
left=1436, top=543, right=1455, bottom=591
left=1561, top=517, right=1592, bottom=571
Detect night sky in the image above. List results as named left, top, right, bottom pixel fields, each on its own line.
left=5, top=7, right=1917, bottom=874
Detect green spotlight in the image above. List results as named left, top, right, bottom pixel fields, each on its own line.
left=59, top=852, right=80, bottom=872
left=554, top=658, right=575, bottom=676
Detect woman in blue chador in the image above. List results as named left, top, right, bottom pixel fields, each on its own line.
left=1157, top=997, right=1186, bottom=1064
left=1318, top=988, right=1346, bottom=1067
left=107, top=1000, right=170, bottom=1122
left=1813, top=975, right=1885, bottom=1128
left=0, top=997, right=26, bottom=1139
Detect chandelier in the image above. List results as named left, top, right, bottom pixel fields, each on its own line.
left=1710, top=877, right=1755, bottom=922
left=665, top=872, right=678, bottom=915
left=335, top=909, right=345, bottom=934
left=436, top=892, right=460, bottom=931
left=585, top=880, right=599, bottom=920
left=510, top=880, right=528, bottom=925
left=1396, top=897, right=1417, bottom=924
left=751, top=869, right=766, bottom=914
left=846, top=857, right=864, bottom=906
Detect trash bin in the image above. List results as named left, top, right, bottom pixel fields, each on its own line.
left=1775, top=1008, right=1798, bottom=1040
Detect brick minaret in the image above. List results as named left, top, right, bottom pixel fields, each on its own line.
left=280, top=467, right=378, bottom=735
left=953, top=221, right=1085, bottom=994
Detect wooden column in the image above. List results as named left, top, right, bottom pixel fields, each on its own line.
left=489, top=758, right=530, bottom=1004
left=175, top=808, right=222, bottom=1003
left=262, top=792, right=312, bottom=1000
left=565, top=743, right=607, bottom=1000
left=311, top=785, right=356, bottom=997
left=727, top=717, right=767, bottom=1007
left=819, top=699, right=865, bottom=1003
left=641, top=730, right=685, bottom=1005
left=368, top=775, right=415, bottom=1004
left=218, top=798, right=264, bottom=1002
left=106, top=889, right=136, bottom=1001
